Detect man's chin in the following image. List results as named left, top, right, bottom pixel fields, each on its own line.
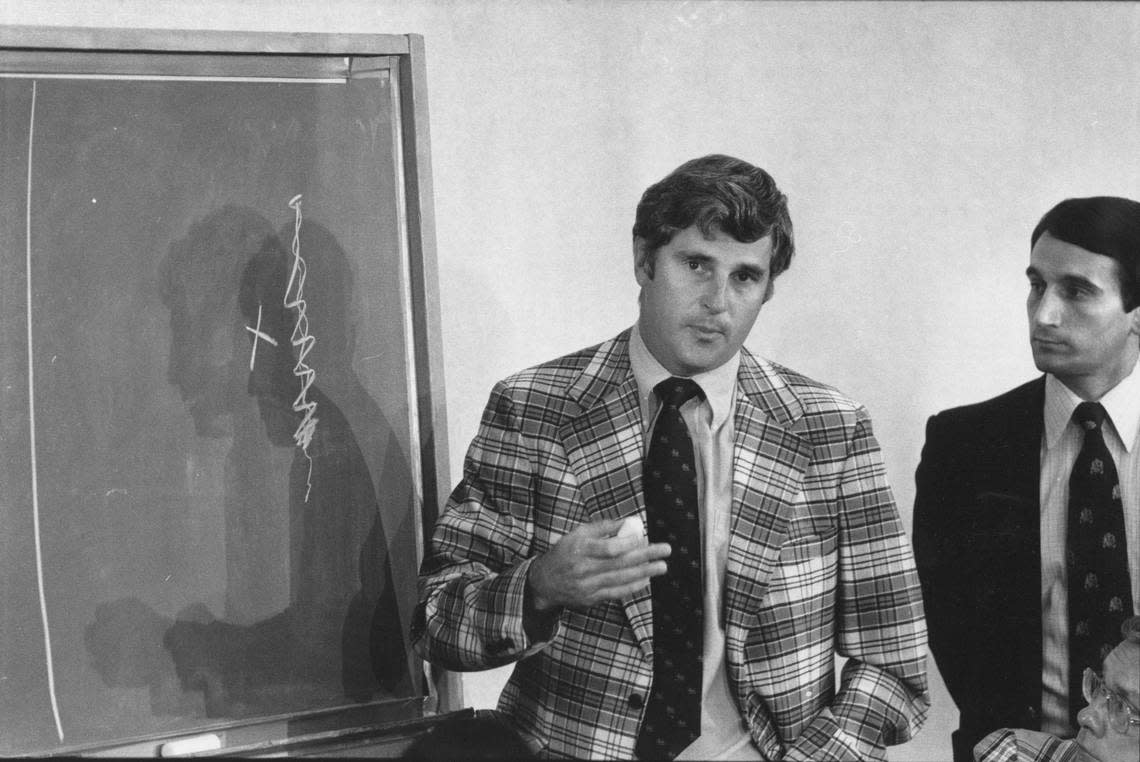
left=677, top=344, right=735, bottom=375
left=1029, top=352, right=1065, bottom=377
left=1073, top=729, right=1101, bottom=762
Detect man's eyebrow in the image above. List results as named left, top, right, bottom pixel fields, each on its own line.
left=675, top=249, right=712, bottom=261
left=1024, top=267, right=1102, bottom=293
left=1059, top=274, right=1102, bottom=293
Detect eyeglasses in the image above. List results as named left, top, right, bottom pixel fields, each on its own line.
left=1083, top=668, right=1140, bottom=734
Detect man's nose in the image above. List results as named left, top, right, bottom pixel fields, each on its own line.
left=1076, top=702, right=1106, bottom=737
left=1031, top=288, right=1063, bottom=326
left=702, top=275, right=729, bottom=312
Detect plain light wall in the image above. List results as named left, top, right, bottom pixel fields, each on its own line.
left=4, top=2, right=1139, bottom=760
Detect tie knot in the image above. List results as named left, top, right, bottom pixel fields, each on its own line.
left=655, top=377, right=703, bottom=410
left=1073, top=402, right=1107, bottom=431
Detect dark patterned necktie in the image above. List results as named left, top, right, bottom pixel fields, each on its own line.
left=635, top=377, right=704, bottom=761
left=1067, top=401, right=1133, bottom=729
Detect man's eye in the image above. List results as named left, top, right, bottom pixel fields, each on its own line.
left=734, top=272, right=758, bottom=283
left=1061, top=285, right=1091, bottom=299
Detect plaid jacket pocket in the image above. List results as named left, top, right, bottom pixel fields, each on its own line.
left=743, top=528, right=841, bottom=733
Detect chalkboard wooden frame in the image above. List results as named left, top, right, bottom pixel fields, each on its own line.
left=0, top=25, right=455, bottom=756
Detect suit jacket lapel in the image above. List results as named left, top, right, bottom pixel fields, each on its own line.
left=559, top=330, right=655, bottom=656
left=1003, top=377, right=1045, bottom=507
left=724, top=353, right=813, bottom=631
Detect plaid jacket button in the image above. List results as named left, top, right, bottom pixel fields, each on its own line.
left=628, top=693, right=645, bottom=710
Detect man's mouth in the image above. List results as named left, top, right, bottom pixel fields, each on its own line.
left=1031, top=335, right=1066, bottom=349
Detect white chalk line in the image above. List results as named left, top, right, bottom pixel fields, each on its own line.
left=26, top=79, right=65, bottom=742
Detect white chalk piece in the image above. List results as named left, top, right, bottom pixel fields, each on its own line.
left=616, top=514, right=645, bottom=541
left=159, top=733, right=222, bottom=756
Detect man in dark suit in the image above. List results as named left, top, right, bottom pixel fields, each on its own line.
left=914, top=196, right=1140, bottom=762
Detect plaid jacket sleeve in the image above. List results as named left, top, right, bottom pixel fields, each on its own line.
left=973, top=728, right=1082, bottom=762
left=732, top=385, right=930, bottom=762
left=411, top=378, right=559, bottom=671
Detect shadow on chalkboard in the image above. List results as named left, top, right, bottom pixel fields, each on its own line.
left=84, top=205, right=411, bottom=719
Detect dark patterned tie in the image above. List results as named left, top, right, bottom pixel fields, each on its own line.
left=635, top=377, right=704, bottom=761
left=1067, top=401, right=1133, bottom=729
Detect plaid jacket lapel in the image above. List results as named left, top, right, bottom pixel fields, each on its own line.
left=724, top=351, right=813, bottom=631
left=559, top=330, right=655, bottom=656
left=556, top=338, right=817, bottom=654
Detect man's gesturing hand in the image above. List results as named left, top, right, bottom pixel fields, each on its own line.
left=527, top=517, right=671, bottom=613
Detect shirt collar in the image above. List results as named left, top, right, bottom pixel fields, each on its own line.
left=1043, top=354, right=1140, bottom=452
left=629, top=322, right=738, bottom=429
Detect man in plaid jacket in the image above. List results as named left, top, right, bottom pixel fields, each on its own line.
left=414, top=155, right=929, bottom=760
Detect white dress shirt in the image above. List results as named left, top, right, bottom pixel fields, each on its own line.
left=629, top=324, right=764, bottom=761
left=1038, top=356, right=1140, bottom=735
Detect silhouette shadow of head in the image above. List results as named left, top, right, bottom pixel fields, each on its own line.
left=159, top=205, right=285, bottom=439
left=157, top=204, right=410, bottom=711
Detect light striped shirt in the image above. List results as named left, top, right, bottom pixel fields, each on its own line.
left=629, top=324, right=763, bottom=761
left=1039, top=356, right=1140, bottom=735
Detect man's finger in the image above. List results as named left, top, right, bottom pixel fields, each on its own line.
left=596, top=559, right=669, bottom=589
left=595, top=570, right=666, bottom=602
left=631, top=542, right=672, bottom=563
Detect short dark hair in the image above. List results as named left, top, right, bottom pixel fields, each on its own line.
left=632, top=154, right=794, bottom=278
left=1031, top=196, right=1140, bottom=311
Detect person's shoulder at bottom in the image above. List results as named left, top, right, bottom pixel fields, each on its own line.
left=974, top=728, right=1082, bottom=762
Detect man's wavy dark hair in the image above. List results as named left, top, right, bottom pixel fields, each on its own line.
left=632, top=154, right=794, bottom=278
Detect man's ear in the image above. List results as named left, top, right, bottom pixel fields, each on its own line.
left=633, top=237, right=652, bottom=286
left=762, top=278, right=775, bottom=305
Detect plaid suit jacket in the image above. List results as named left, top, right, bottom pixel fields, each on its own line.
left=414, top=330, right=929, bottom=760
left=972, top=729, right=1081, bottom=762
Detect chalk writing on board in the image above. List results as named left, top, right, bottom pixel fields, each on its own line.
left=2, top=44, right=426, bottom=754
left=284, top=194, right=317, bottom=501
left=246, top=303, right=280, bottom=371
left=142, top=205, right=411, bottom=718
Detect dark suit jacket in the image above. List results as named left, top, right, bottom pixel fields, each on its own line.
left=913, top=378, right=1046, bottom=762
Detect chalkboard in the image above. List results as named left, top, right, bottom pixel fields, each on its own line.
left=0, top=28, right=448, bottom=756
